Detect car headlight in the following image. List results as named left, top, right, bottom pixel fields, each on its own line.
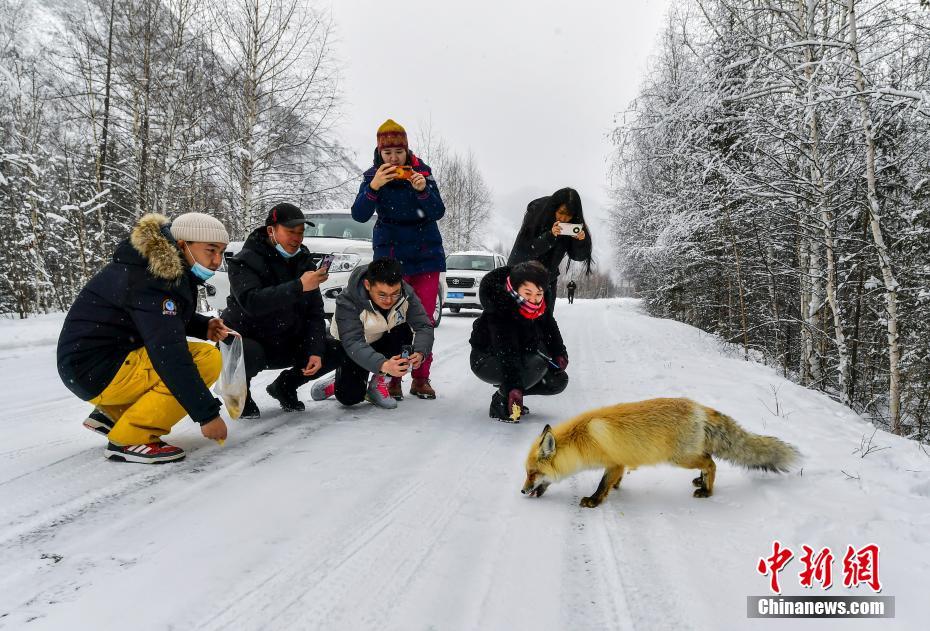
left=329, top=253, right=360, bottom=273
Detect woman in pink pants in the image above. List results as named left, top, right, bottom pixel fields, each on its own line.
left=351, top=119, right=445, bottom=399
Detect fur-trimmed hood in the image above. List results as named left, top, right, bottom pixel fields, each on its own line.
left=116, top=213, right=186, bottom=281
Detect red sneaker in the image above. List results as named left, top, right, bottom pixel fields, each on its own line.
left=106, top=441, right=185, bottom=464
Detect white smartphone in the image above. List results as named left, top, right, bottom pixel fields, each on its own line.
left=558, top=222, right=584, bottom=236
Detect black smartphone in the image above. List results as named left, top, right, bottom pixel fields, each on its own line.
left=400, top=344, right=414, bottom=359
left=319, top=254, right=335, bottom=271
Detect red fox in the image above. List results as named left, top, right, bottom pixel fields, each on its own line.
left=522, top=398, right=799, bottom=507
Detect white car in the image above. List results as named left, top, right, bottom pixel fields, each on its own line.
left=201, top=209, right=446, bottom=325
left=443, top=250, right=506, bottom=313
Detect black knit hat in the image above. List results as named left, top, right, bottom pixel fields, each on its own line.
left=265, top=203, right=315, bottom=228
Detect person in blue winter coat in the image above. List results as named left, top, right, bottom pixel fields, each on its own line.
left=351, top=118, right=446, bottom=400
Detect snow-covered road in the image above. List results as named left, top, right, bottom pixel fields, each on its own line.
left=0, top=299, right=926, bottom=630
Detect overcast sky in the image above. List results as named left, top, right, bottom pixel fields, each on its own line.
left=326, top=0, right=672, bottom=270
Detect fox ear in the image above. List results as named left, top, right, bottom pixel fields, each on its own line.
left=539, top=426, right=556, bottom=459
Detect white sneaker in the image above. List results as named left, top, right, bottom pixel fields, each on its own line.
left=311, top=374, right=336, bottom=401
left=365, top=374, right=398, bottom=409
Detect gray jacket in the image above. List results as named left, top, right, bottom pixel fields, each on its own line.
left=331, top=265, right=435, bottom=374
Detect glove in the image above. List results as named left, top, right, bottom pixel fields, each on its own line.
left=507, top=388, right=524, bottom=421
left=554, top=355, right=569, bottom=372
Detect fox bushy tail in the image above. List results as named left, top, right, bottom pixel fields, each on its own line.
left=704, top=410, right=799, bottom=473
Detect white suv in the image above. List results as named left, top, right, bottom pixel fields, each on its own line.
left=201, top=209, right=447, bottom=325
left=443, top=251, right=506, bottom=313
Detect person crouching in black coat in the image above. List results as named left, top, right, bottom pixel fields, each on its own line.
left=469, top=261, right=569, bottom=422
left=221, top=203, right=338, bottom=417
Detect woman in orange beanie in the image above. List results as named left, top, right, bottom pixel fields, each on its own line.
left=351, top=119, right=446, bottom=400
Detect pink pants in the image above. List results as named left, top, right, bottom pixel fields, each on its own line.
left=403, top=271, right=438, bottom=379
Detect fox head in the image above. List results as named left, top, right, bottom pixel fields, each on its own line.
left=522, top=424, right=558, bottom=498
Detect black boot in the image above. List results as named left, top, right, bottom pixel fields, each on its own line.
left=241, top=392, right=261, bottom=419
left=489, top=389, right=509, bottom=421
left=266, top=371, right=305, bottom=412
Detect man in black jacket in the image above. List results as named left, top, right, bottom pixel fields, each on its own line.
left=57, top=212, right=232, bottom=463
left=221, top=203, right=335, bottom=417
left=469, top=261, right=569, bottom=422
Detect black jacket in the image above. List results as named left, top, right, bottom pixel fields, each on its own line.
left=507, top=196, right=592, bottom=281
left=469, top=266, right=567, bottom=391
left=221, top=227, right=326, bottom=356
left=56, top=214, right=221, bottom=425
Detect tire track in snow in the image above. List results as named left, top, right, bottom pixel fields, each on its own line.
left=194, top=424, right=498, bottom=630
left=0, top=413, right=330, bottom=606
left=555, top=302, right=639, bottom=631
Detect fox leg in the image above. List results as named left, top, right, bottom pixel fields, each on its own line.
left=676, top=454, right=716, bottom=498
left=580, top=466, right=625, bottom=508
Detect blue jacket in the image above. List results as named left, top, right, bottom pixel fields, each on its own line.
left=351, top=154, right=446, bottom=276
left=56, top=214, right=221, bottom=425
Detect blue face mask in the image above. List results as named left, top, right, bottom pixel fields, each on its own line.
left=271, top=232, right=299, bottom=259
left=185, top=245, right=216, bottom=281
left=275, top=243, right=298, bottom=259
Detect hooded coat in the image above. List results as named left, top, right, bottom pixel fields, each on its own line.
left=331, top=265, right=435, bottom=375
left=469, top=266, right=567, bottom=391
left=350, top=154, right=446, bottom=276
left=221, top=226, right=326, bottom=356
left=56, top=214, right=221, bottom=425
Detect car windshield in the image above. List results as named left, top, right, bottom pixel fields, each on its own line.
left=305, top=214, right=374, bottom=240
left=446, top=254, right=495, bottom=271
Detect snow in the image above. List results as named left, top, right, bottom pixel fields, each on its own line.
left=0, top=299, right=927, bottom=630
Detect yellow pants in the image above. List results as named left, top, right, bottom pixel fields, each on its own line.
left=90, top=342, right=222, bottom=445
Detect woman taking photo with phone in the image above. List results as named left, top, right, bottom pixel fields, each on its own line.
left=507, top=187, right=593, bottom=312
left=351, top=118, right=446, bottom=400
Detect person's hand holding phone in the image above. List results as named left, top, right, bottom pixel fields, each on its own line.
left=408, top=351, right=424, bottom=369
left=380, top=355, right=410, bottom=378
left=300, top=267, right=328, bottom=292
left=551, top=221, right=563, bottom=237
left=370, top=164, right=398, bottom=191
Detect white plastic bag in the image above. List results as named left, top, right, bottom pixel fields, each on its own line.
left=216, top=333, right=247, bottom=419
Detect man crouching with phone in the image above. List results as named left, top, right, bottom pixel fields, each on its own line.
left=311, top=258, right=434, bottom=409
left=221, top=203, right=341, bottom=417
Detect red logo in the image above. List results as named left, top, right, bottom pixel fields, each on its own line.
left=799, top=545, right=834, bottom=589
left=757, top=540, right=794, bottom=594
left=842, top=544, right=882, bottom=592
left=757, top=542, right=882, bottom=594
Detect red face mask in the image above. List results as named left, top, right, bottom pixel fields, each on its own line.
left=506, top=276, right=547, bottom=319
